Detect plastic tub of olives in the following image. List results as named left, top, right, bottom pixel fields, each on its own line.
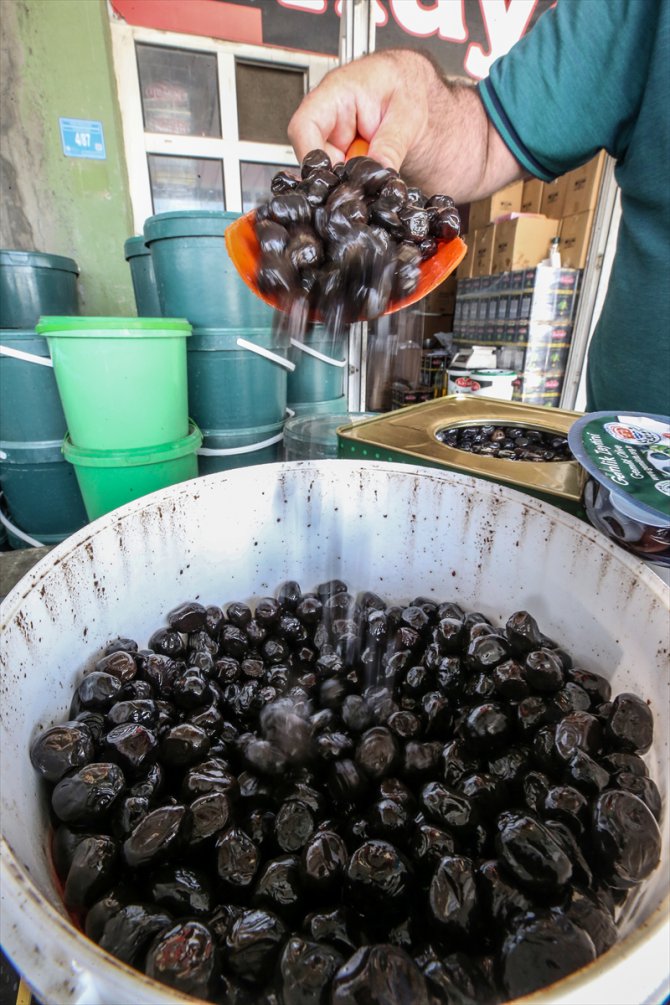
left=1, top=460, right=668, bottom=1005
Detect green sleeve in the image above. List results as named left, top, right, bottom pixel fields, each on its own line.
left=478, top=0, right=659, bottom=179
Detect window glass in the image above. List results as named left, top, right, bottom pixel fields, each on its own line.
left=148, top=155, right=225, bottom=214
left=235, top=62, right=305, bottom=144
left=240, top=161, right=292, bottom=212
left=137, top=44, right=221, bottom=137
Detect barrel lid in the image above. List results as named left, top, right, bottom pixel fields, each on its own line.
left=144, top=210, right=241, bottom=243
left=36, top=316, right=191, bottom=335
left=285, top=413, right=377, bottom=448
left=62, top=421, right=203, bottom=467
left=0, top=249, right=79, bottom=274
left=124, top=236, right=150, bottom=260
left=568, top=411, right=670, bottom=525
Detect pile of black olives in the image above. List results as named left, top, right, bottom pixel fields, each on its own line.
left=255, top=148, right=460, bottom=337
left=436, top=424, right=573, bottom=462
left=30, top=580, right=662, bottom=1004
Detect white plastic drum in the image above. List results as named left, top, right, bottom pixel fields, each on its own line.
left=1, top=461, right=668, bottom=1005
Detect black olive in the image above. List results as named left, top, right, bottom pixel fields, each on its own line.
left=123, top=804, right=189, bottom=868
left=271, top=169, right=301, bottom=194
left=591, top=789, right=662, bottom=888
left=52, top=762, right=126, bottom=825
left=145, top=920, right=220, bottom=999
left=331, top=945, right=429, bottom=1004
left=279, top=935, right=344, bottom=1005
left=224, top=908, right=286, bottom=982
left=502, top=910, right=596, bottom=998
left=30, top=721, right=95, bottom=782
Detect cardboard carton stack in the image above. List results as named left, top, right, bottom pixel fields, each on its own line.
left=458, top=152, right=605, bottom=278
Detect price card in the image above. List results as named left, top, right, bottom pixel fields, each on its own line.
left=59, top=118, right=106, bottom=160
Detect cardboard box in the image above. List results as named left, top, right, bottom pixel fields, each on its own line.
left=559, top=210, right=595, bottom=269
left=521, top=178, right=544, bottom=214
left=458, top=233, right=474, bottom=278
left=420, top=312, right=454, bottom=339
left=491, top=217, right=559, bottom=274
left=468, top=181, right=524, bottom=232
left=540, top=176, right=567, bottom=219
left=562, top=152, right=606, bottom=217
left=473, top=224, right=496, bottom=277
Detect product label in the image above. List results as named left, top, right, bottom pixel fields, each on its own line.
left=577, top=415, right=670, bottom=514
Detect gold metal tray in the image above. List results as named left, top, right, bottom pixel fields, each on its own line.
left=337, top=395, right=587, bottom=511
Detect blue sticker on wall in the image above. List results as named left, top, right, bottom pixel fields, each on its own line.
left=59, top=118, right=106, bottom=160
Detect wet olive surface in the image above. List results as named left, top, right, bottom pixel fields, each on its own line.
left=30, top=583, right=662, bottom=1004
left=255, top=149, right=460, bottom=338
left=435, top=425, right=573, bottom=463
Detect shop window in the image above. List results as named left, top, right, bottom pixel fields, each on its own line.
left=136, top=44, right=221, bottom=138
left=235, top=62, right=305, bottom=145
left=148, top=154, right=225, bottom=214
left=240, top=161, right=290, bottom=212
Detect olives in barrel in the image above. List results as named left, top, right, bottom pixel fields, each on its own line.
left=30, top=581, right=662, bottom=1004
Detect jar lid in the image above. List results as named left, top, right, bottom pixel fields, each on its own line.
left=568, top=411, right=670, bottom=525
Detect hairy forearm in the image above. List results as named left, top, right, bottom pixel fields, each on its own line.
left=289, top=49, right=526, bottom=205
left=389, top=53, right=526, bottom=203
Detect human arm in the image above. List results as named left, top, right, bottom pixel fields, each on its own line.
left=287, top=49, right=525, bottom=204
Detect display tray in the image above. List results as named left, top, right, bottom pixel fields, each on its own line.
left=336, top=394, right=587, bottom=515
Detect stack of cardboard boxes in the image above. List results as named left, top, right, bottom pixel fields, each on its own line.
left=459, top=151, right=605, bottom=279
left=450, top=152, right=605, bottom=405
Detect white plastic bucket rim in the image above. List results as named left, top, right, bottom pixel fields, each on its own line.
left=0, top=461, right=668, bottom=1005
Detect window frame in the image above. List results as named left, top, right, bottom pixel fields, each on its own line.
left=109, top=18, right=338, bottom=231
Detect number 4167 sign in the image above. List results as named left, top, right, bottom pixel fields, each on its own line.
left=59, top=117, right=106, bottom=160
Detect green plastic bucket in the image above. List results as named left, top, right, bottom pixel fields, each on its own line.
left=0, top=329, right=67, bottom=441
left=36, top=316, right=191, bottom=450
left=0, top=250, right=79, bottom=329
left=198, top=420, right=284, bottom=475
left=124, top=237, right=162, bottom=317
left=284, top=413, right=378, bottom=461
left=286, top=396, right=348, bottom=418
left=62, top=421, right=202, bottom=521
left=188, top=327, right=291, bottom=431
left=287, top=329, right=347, bottom=403
left=143, top=211, right=274, bottom=328
left=0, top=439, right=88, bottom=537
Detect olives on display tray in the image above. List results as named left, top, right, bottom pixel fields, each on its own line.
left=30, top=581, right=662, bottom=1004
left=436, top=424, right=574, bottom=462
left=255, top=149, right=460, bottom=337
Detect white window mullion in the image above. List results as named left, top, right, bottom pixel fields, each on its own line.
left=217, top=52, right=241, bottom=211
left=109, top=21, right=153, bottom=232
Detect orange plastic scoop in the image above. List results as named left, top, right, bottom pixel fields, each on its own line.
left=224, top=138, right=467, bottom=322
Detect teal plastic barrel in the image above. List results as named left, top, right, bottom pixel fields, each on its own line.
left=124, top=237, right=162, bottom=317
left=62, top=421, right=202, bottom=521
left=0, top=329, right=67, bottom=441
left=198, top=421, right=284, bottom=475
left=287, top=329, right=347, bottom=404
left=0, top=439, right=88, bottom=537
left=0, top=250, right=79, bottom=329
left=36, top=316, right=192, bottom=450
left=143, top=211, right=274, bottom=328
left=188, top=327, right=290, bottom=431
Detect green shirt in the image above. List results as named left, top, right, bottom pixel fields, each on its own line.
left=479, top=0, right=670, bottom=416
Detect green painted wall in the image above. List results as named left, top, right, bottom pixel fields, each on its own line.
left=0, top=0, right=135, bottom=315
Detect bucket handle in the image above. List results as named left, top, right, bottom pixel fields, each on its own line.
left=236, top=337, right=296, bottom=372
left=290, top=338, right=347, bottom=367
left=0, top=345, right=53, bottom=367
left=198, top=429, right=284, bottom=457
left=0, top=492, right=45, bottom=548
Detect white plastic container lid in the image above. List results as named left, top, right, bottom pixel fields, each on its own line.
left=568, top=411, right=670, bottom=528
